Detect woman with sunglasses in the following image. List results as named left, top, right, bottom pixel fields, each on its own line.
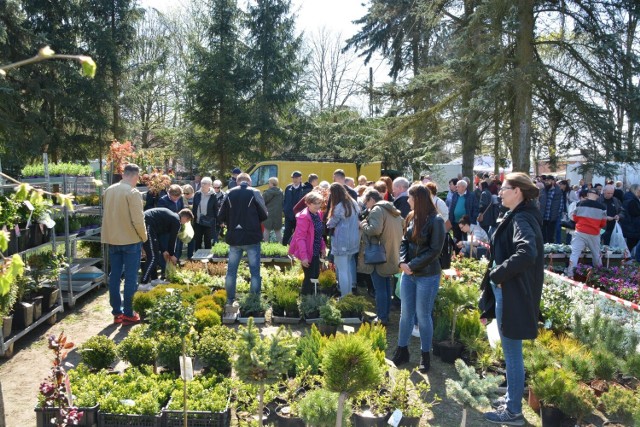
left=482, top=172, right=544, bottom=426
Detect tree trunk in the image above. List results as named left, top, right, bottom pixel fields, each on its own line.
left=335, top=391, right=347, bottom=427
left=511, top=0, right=535, bottom=173
left=258, top=383, right=265, bottom=427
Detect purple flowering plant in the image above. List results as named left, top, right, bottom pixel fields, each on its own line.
left=576, top=263, right=640, bottom=304
left=39, top=332, right=84, bottom=426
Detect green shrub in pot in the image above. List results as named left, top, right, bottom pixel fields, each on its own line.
left=116, top=326, right=157, bottom=367
left=592, top=348, right=619, bottom=381
left=530, top=366, right=577, bottom=408
left=295, top=324, right=324, bottom=375
left=558, top=383, right=596, bottom=426
left=196, top=325, right=236, bottom=375
left=238, top=293, right=268, bottom=317
left=334, top=294, right=373, bottom=318
left=298, top=389, right=350, bottom=427
left=79, top=335, right=117, bottom=371
left=599, top=384, right=640, bottom=425
left=300, top=294, right=328, bottom=319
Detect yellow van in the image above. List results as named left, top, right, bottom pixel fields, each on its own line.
left=244, top=161, right=382, bottom=191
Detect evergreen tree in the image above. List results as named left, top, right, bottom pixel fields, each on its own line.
left=244, top=0, right=304, bottom=156
left=186, top=0, right=251, bottom=175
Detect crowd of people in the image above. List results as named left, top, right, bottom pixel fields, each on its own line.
left=102, top=163, right=640, bottom=426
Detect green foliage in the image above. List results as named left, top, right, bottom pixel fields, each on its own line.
left=592, top=348, right=619, bottom=381
left=455, top=309, right=484, bottom=343
left=270, top=283, right=300, bottom=317
left=194, top=295, right=222, bottom=313
left=194, top=307, right=221, bottom=332
left=530, top=367, right=577, bottom=407
left=438, top=279, right=480, bottom=344
left=234, top=318, right=296, bottom=383
left=317, top=270, right=336, bottom=290
left=66, top=364, right=112, bottom=407
left=211, top=242, right=230, bottom=257
left=156, top=334, right=187, bottom=371
left=388, top=369, right=432, bottom=418
left=97, top=366, right=174, bottom=415
left=132, top=291, right=155, bottom=318
left=623, top=352, right=640, bottom=378
left=299, top=294, right=329, bottom=319
left=558, top=384, right=596, bottom=424
left=298, top=389, right=350, bottom=427
left=445, top=359, right=504, bottom=408
left=322, top=334, right=382, bottom=396
left=356, top=322, right=387, bottom=352
left=573, top=311, right=639, bottom=359
left=599, top=385, right=640, bottom=425
left=79, top=335, right=117, bottom=371
left=334, top=294, right=374, bottom=317
left=260, top=242, right=289, bottom=257
left=196, top=325, right=236, bottom=375
left=295, top=324, right=325, bottom=375
left=212, top=289, right=227, bottom=308
left=561, top=353, right=595, bottom=382
left=116, top=326, right=157, bottom=367
left=238, top=293, right=269, bottom=317
left=0, top=255, right=23, bottom=316
left=146, top=291, right=195, bottom=337
left=166, top=375, right=231, bottom=412
left=21, top=162, right=93, bottom=177
left=540, top=277, right=573, bottom=332
left=319, top=303, right=342, bottom=327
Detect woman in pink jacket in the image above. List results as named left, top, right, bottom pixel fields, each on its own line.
left=288, top=192, right=326, bottom=294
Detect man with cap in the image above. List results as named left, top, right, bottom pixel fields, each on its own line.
left=282, top=170, right=304, bottom=244
left=538, top=175, right=563, bottom=244
left=228, top=168, right=241, bottom=189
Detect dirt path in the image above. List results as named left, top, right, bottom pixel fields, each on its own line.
left=0, top=286, right=543, bottom=427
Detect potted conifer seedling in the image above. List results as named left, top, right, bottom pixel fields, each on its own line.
left=318, top=302, right=342, bottom=336
left=437, top=279, right=479, bottom=363
left=234, top=317, right=296, bottom=427
left=321, top=333, right=382, bottom=427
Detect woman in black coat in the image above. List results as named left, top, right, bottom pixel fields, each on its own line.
left=482, top=172, right=544, bottom=426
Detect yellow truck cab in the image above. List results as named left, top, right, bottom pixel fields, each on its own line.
left=244, top=161, right=383, bottom=191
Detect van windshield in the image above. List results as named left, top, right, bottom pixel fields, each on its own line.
left=250, top=164, right=277, bottom=187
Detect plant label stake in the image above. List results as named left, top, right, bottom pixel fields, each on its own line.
left=387, top=409, right=402, bottom=426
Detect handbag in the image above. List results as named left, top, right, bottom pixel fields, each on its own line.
left=439, top=233, right=454, bottom=269
left=199, top=215, right=215, bottom=228
left=364, top=240, right=387, bottom=264
left=478, top=266, right=495, bottom=319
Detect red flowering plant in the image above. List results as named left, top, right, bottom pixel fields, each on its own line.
left=107, top=140, right=134, bottom=175
left=39, top=332, right=84, bottom=426
left=140, top=169, right=171, bottom=195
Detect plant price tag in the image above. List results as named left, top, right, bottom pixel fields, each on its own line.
left=180, top=356, right=194, bottom=381
left=388, top=409, right=402, bottom=426
left=343, top=325, right=355, bottom=334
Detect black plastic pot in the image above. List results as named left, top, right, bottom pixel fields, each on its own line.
left=539, top=405, right=564, bottom=427
left=317, top=324, right=338, bottom=336
left=275, top=405, right=305, bottom=427
left=438, top=341, right=464, bottom=364
left=432, top=341, right=442, bottom=356
left=32, top=295, right=43, bottom=321
left=352, top=410, right=390, bottom=427
left=398, top=415, right=420, bottom=426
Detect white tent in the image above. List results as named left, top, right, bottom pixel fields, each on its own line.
left=445, top=155, right=512, bottom=173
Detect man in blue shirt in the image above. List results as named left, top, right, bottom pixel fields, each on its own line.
left=448, top=179, right=479, bottom=247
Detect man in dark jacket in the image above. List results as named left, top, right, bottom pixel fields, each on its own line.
left=598, top=185, right=622, bottom=246
left=157, top=184, right=185, bottom=261
left=217, top=173, right=268, bottom=305
left=282, top=171, right=304, bottom=245
left=228, top=167, right=241, bottom=189
left=448, top=179, right=479, bottom=245
left=392, top=177, right=411, bottom=218
left=621, top=184, right=640, bottom=260
left=301, top=173, right=318, bottom=196
left=141, top=208, right=193, bottom=284
left=538, top=175, right=562, bottom=243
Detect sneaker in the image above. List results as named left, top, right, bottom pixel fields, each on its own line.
left=412, top=326, right=420, bottom=338
left=491, top=396, right=506, bottom=409
left=113, top=314, right=124, bottom=324
left=121, top=313, right=141, bottom=326
left=484, top=408, right=525, bottom=426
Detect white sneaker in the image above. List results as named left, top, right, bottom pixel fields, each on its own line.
left=412, top=326, right=420, bottom=338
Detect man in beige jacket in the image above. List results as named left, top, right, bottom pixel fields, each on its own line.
left=102, top=164, right=148, bottom=325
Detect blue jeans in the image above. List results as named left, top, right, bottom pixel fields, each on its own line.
left=108, top=242, right=142, bottom=317
left=334, top=254, right=355, bottom=297
left=493, top=282, right=524, bottom=414
left=398, top=273, right=440, bottom=352
left=371, top=270, right=391, bottom=322
left=225, top=244, right=261, bottom=304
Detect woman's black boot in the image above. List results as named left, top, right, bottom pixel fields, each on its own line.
left=419, top=351, right=430, bottom=373
left=391, top=346, right=410, bottom=366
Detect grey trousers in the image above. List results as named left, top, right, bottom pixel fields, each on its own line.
left=567, top=231, right=602, bottom=276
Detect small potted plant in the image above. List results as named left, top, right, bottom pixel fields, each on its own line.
left=300, top=294, right=329, bottom=323
left=558, top=383, right=596, bottom=427
left=387, top=369, right=433, bottom=426
left=352, top=385, right=392, bottom=427
left=437, top=279, right=479, bottom=363
left=271, top=284, right=301, bottom=324
left=234, top=318, right=296, bottom=427
left=0, top=258, right=22, bottom=338
left=195, top=325, right=236, bottom=376
left=238, top=293, right=269, bottom=324
left=298, top=389, right=351, bottom=427
left=335, top=294, right=374, bottom=323
left=116, top=326, right=157, bottom=368
left=445, top=359, right=504, bottom=426
left=318, top=302, right=343, bottom=336
left=321, top=333, right=382, bottom=427
left=531, top=366, right=576, bottom=427
left=599, top=383, right=640, bottom=426
left=78, top=335, right=117, bottom=371
left=318, top=269, right=337, bottom=296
